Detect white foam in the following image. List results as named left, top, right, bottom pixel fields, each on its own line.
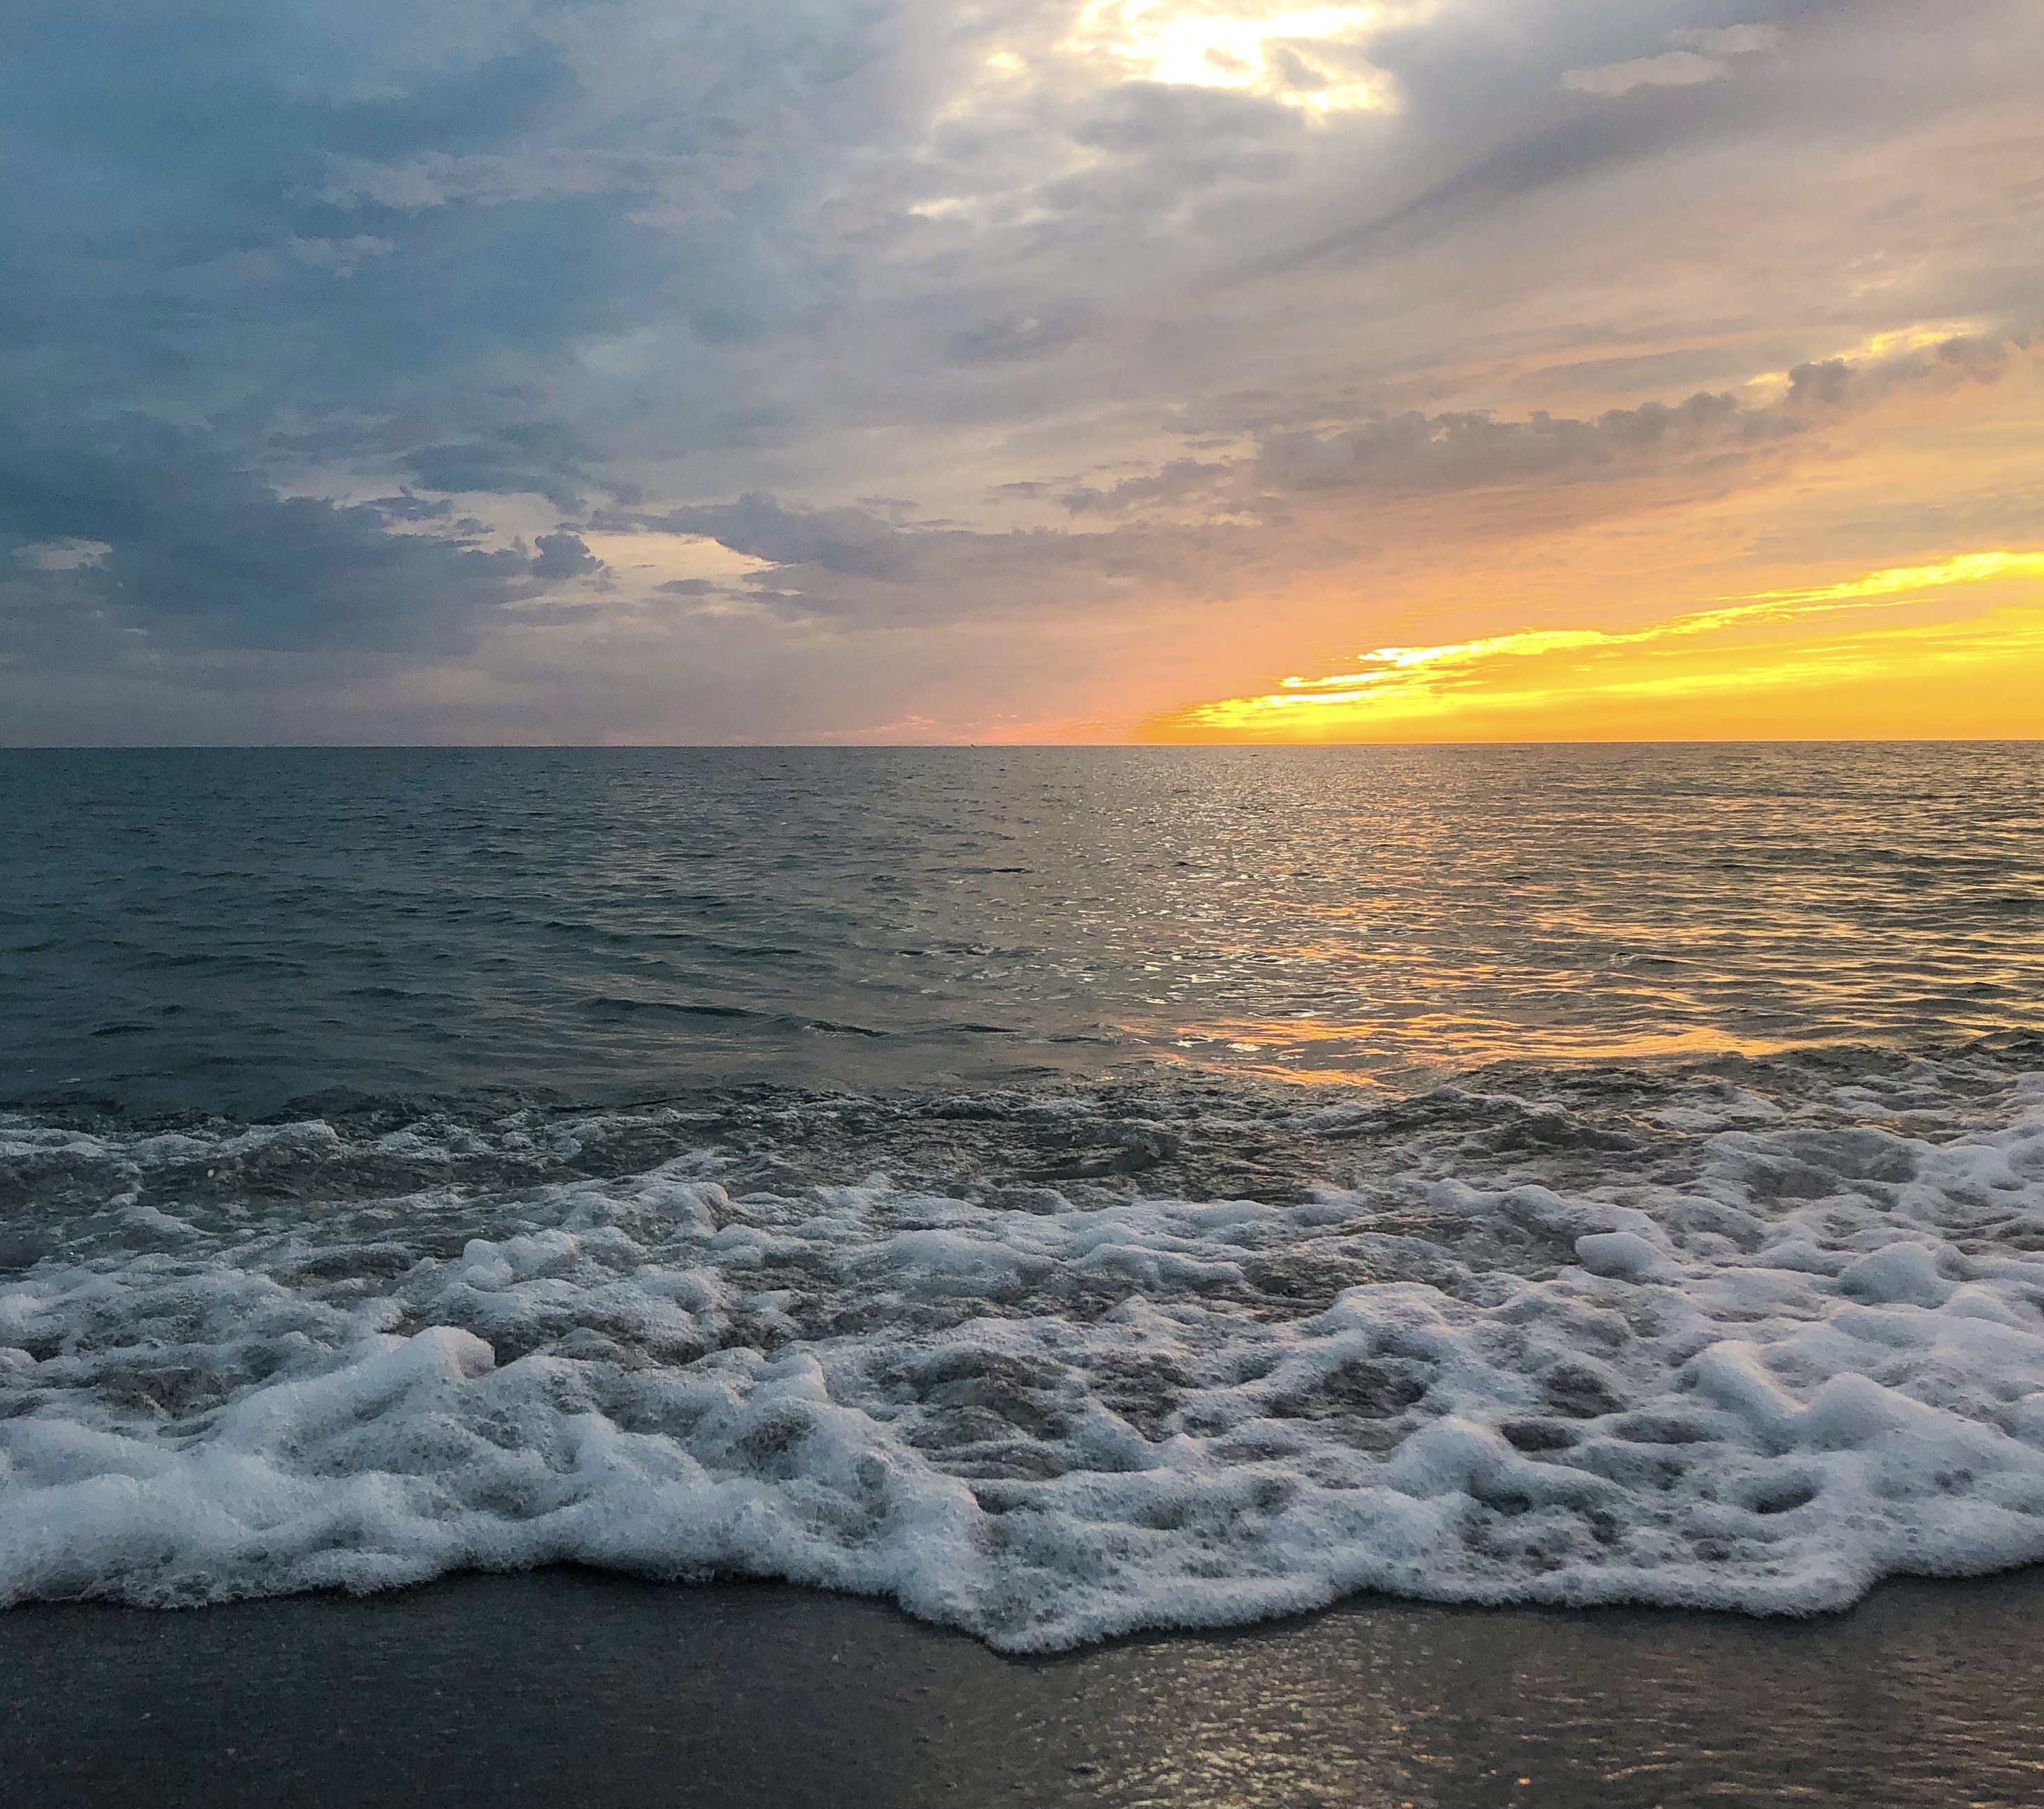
left=6, top=1071, right=2044, bottom=1649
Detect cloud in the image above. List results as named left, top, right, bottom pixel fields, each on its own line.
left=529, top=531, right=606, bottom=582
left=543, top=333, right=2030, bottom=662
left=0, top=420, right=598, bottom=662
left=1738, top=549, right=2044, bottom=607
left=1057, top=336, right=2017, bottom=520
left=1565, top=17, right=1786, bottom=98
left=315, top=150, right=757, bottom=221
left=401, top=426, right=610, bottom=510
left=0, top=0, right=2038, bottom=740
left=1562, top=50, right=1729, bottom=98
left=947, top=306, right=1094, bottom=366
left=12, top=538, right=111, bottom=573
left=286, top=235, right=398, bottom=277
left=1669, top=24, right=1786, bottom=56
left=626, top=495, right=924, bottom=583
left=1060, top=1, right=1414, bottom=116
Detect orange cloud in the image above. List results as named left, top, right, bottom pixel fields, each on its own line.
left=1140, top=552, right=2044, bottom=742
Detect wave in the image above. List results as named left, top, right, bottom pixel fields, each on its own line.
left=4, top=1038, right=2044, bottom=1649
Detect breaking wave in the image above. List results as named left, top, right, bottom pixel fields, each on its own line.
left=6, top=1037, right=2044, bottom=1650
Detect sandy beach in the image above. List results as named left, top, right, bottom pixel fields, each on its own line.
left=6, top=1569, right=2044, bottom=1808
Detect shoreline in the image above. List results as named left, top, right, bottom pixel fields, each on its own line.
left=7, top=1568, right=2044, bottom=1807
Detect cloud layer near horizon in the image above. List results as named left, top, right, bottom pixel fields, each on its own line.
left=1, top=0, right=2039, bottom=742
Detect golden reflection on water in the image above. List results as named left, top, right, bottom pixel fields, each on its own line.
left=1146, top=1014, right=1804, bottom=1084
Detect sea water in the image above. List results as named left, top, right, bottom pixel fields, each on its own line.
left=3, top=745, right=2043, bottom=1648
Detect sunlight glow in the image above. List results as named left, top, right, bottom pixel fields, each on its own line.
left=1141, top=551, right=2044, bottom=741
left=1745, top=320, right=1990, bottom=391
left=1062, top=1, right=1423, bottom=113
left=1741, top=550, right=2044, bottom=605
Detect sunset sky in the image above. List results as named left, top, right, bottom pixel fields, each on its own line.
left=3, top=0, right=2039, bottom=743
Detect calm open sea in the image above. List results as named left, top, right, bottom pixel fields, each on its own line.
left=3, top=744, right=2043, bottom=1647
left=3, top=744, right=2038, bottom=1111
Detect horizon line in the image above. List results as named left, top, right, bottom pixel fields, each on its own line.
left=3, top=737, right=2040, bottom=753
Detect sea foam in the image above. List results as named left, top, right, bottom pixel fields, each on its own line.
left=6, top=1053, right=2044, bottom=1649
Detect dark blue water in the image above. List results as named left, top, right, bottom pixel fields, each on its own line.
left=2, top=744, right=2039, bottom=1114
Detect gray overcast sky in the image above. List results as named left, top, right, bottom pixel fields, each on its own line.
left=3, top=0, right=2040, bottom=743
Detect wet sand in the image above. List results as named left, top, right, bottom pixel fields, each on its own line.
left=5, top=1570, right=2044, bottom=1808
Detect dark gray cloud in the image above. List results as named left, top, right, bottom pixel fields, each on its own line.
left=529, top=531, right=605, bottom=582
left=628, top=495, right=924, bottom=582
left=1058, top=336, right=2018, bottom=517
left=0, top=419, right=589, bottom=660
left=402, top=427, right=610, bottom=511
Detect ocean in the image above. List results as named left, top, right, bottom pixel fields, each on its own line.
left=3, top=743, right=2043, bottom=1649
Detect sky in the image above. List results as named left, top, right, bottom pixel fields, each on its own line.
left=1, top=0, right=2039, bottom=745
